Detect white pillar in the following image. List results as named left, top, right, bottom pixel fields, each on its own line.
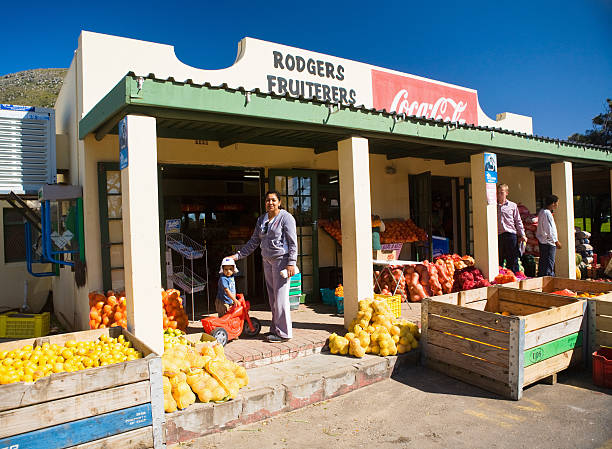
left=338, top=137, right=373, bottom=328
left=551, top=161, right=576, bottom=279
left=121, top=115, right=164, bottom=354
left=470, top=153, right=499, bottom=281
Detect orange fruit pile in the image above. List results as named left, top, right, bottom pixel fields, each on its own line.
left=88, top=291, right=127, bottom=329
left=162, top=289, right=188, bottom=332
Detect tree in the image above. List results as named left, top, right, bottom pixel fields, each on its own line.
left=568, top=98, right=612, bottom=147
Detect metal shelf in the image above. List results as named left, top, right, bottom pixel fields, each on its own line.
left=168, top=266, right=207, bottom=294
left=166, top=233, right=204, bottom=259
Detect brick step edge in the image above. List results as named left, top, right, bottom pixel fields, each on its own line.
left=230, top=341, right=326, bottom=369
left=166, top=350, right=418, bottom=445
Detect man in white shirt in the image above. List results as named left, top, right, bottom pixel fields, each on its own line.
left=536, top=195, right=562, bottom=276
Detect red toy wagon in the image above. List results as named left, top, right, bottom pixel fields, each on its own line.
left=201, top=294, right=261, bottom=345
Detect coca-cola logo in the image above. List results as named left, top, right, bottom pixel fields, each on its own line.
left=372, top=70, right=478, bottom=125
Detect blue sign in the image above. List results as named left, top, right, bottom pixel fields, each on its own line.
left=119, top=117, right=128, bottom=170
left=1, top=104, right=34, bottom=111
left=165, top=218, right=181, bottom=234
left=484, top=152, right=497, bottom=184
left=0, top=403, right=152, bottom=449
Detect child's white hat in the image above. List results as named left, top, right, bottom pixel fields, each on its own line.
left=219, top=257, right=239, bottom=274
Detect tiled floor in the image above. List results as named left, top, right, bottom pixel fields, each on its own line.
left=187, top=301, right=422, bottom=368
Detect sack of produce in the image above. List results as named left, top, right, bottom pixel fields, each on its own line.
left=576, top=230, right=591, bottom=240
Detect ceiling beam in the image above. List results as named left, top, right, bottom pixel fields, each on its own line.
left=314, top=146, right=337, bottom=154
left=218, top=129, right=269, bottom=148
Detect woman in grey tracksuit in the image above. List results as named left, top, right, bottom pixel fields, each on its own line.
left=230, top=191, right=298, bottom=342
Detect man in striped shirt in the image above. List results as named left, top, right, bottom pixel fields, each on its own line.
left=497, top=184, right=526, bottom=273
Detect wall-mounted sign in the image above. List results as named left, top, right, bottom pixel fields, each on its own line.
left=165, top=219, right=181, bottom=234
left=484, top=152, right=497, bottom=205
left=118, top=117, right=128, bottom=170
left=265, top=49, right=358, bottom=106
left=371, top=70, right=479, bottom=125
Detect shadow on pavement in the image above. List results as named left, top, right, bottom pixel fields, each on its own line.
left=556, top=365, right=611, bottom=394
left=390, top=364, right=505, bottom=400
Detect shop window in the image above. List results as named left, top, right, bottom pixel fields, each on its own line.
left=3, top=209, right=26, bottom=263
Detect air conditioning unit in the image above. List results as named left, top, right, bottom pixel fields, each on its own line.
left=0, top=104, right=56, bottom=195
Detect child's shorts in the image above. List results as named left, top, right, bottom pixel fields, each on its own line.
left=215, top=298, right=231, bottom=317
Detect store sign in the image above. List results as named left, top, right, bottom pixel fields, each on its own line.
left=265, top=49, right=358, bottom=105
left=118, top=117, right=128, bottom=170
left=371, top=70, right=479, bottom=125
left=484, top=152, right=497, bottom=205
left=165, top=219, right=181, bottom=234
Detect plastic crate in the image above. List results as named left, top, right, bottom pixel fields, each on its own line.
left=320, top=288, right=335, bottom=305
left=593, top=347, right=612, bottom=389
left=335, top=296, right=344, bottom=314
left=290, top=273, right=302, bottom=288
left=0, top=311, right=50, bottom=339
left=289, top=294, right=301, bottom=311
left=289, top=286, right=302, bottom=296
left=374, top=294, right=402, bottom=318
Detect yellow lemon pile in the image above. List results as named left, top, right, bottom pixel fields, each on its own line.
left=162, top=337, right=248, bottom=412
left=0, top=334, right=143, bottom=385
left=163, top=328, right=191, bottom=350
left=329, top=298, right=420, bottom=358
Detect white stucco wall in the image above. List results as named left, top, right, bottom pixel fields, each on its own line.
left=498, top=166, right=536, bottom=212
left=76, top=31, right=532, bottom=133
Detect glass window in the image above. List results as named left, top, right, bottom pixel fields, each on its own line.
left=106, top=171, right=121, bottom=194
left=110, top=244, right=124, bottom=268
left=107, top=196, right=122, bottom=219
left=109, top=220, right=123, bottom=243
left=3, top=209, right=26, bottom=263
left=275, top=176, right=287, bottom=195
left=299, top=177, right=311, bottom=195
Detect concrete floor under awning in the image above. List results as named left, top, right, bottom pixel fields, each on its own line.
left=186, top=302, right=422, bottom=368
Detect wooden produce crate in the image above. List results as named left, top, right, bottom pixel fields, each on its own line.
left=0, top=327, right=164, bottom=449
left=421, top=286, right=587, bottom=400
left=519, top=276, right=612, bottom=300
left=588, top=296, right=612, bottom=355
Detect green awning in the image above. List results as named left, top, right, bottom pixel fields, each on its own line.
left=79, top=74, right=612, bottom=169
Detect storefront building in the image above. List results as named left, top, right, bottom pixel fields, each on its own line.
left=53, top=31, right=612, bottom=353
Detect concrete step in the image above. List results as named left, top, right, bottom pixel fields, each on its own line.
left=165, top=350, right=419, bottom=445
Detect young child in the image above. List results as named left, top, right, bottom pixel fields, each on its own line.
left=216, top=257, right=239, bottom=317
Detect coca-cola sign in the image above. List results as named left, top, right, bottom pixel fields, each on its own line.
left=371, top=70, right=478, bottom=125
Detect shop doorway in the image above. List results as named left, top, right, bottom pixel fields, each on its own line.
left=409, top=173, right=467, bottom=259
left=269, top=170, right=319, bottom=301
left=98, top=163, right=268, bottom=318
left=160, top=165, right=266, bottom=315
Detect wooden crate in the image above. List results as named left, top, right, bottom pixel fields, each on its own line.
left=588, top=296, right=612, bottom=355
left=421, top=286, right=587, bottom=400
left=519, top=277, right=612, bottom=300
left=0, top=327, right=164, bottom=449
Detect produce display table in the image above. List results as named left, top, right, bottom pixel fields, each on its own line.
left=373, top=259, right=419, bottom=295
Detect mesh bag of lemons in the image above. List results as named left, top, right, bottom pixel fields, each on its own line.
left=162, top=329, right=249, bottom=413
left=329, top=298, right=420, bottom=358
left=0, top=334, right=142, bottom=385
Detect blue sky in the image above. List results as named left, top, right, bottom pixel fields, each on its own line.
left=2, top=1, right=611, bottom=140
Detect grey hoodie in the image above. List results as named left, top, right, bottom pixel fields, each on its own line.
left=236, top=209, right=298, bottom=265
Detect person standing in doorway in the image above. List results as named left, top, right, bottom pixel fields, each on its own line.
left=497, top=184, right=527, bottom=273
left=228, top=191, right=298, bottom=342
left=536, top=195, right=561, bottom=276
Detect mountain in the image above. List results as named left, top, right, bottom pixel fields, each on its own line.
left=0, top=68, right=67, bottom=109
